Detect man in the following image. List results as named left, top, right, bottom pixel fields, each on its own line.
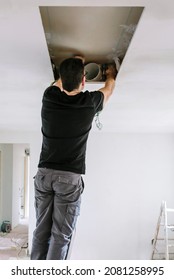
left=31, top=57, right=116, bottom=260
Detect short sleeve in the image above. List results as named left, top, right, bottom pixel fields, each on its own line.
left=89, top=91, right=104, bottom=113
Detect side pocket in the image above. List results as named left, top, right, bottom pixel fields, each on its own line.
left=61, top=204, right=80, bottom=237
left=34, top=174, right=45, bottom=214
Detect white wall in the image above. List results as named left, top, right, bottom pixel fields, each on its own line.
left=0, top=127, right=174, bottom=259
left=0, top=144, right=13, bottom=226
left=70, top=132, right=174, bottom=259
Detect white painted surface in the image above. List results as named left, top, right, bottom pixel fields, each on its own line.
left=71, top=132, right=174, bottom=259
left=0, top=0, right=174, bottom=132
left=0, top=144, right=13, bottom=226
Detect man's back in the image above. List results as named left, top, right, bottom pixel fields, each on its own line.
left=38, top=85, right=104, bottom=174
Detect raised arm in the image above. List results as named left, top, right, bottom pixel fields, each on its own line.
left=98, top=64, right=117, bottom=106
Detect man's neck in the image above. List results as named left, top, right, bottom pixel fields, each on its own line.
left=64, top=88, right=81, bottom=96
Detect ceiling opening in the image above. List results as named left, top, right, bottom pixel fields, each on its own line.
left=39, top=6, right=144, bottom=80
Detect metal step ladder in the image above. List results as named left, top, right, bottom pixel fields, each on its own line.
left=151, top=201, right=174, bottom=260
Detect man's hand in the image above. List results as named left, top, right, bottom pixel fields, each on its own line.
left=105, top=64, right=117, bottom=80
left=98, top=63, right=117, bottom=106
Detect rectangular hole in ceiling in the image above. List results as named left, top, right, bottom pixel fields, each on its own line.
left=39, top=6, right=144, bottom=81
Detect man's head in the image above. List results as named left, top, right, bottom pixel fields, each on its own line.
left=59, top=58, right=85, bottom=92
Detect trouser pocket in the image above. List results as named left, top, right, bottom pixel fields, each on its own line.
left=61, top=203, right=81, bottom=237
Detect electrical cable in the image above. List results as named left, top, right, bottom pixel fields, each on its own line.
left=95, top=112, right=103, bottom=130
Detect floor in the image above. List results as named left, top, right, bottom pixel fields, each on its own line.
left=0, top=219, right=29, bottom=260
left=0, top=218, right=75, bottom=260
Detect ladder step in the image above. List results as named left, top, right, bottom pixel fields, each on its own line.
left=159, top=224, right=174, bottom=228
left=166, top=208, right=174, bottom=212
left=166, top=225, right=174, bottom=229
left=156, top=238, right=174, bottom=241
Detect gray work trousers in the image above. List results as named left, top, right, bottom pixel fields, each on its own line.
left=30, top=168, right=83, bottom=260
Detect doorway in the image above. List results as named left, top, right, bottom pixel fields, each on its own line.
left=0, top=144, right=30, bottom=259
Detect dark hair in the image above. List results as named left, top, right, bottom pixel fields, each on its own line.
left=59, top=58, right=84, bottom=92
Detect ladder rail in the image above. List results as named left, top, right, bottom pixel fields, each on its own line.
left=151, top=202, right=163, bottom=260
left=151, top=201, right=174, bottom=260
left=163, top=201, right=169, bottom=260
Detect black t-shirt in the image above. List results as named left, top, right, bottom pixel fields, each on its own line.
left=38, top=86, right=104, bottom=174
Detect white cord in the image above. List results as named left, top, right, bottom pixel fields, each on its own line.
left=95, top=112, right=103, bottom=130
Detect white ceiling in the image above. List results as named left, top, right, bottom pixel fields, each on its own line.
left=0, top=0, right=174, bottom=133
